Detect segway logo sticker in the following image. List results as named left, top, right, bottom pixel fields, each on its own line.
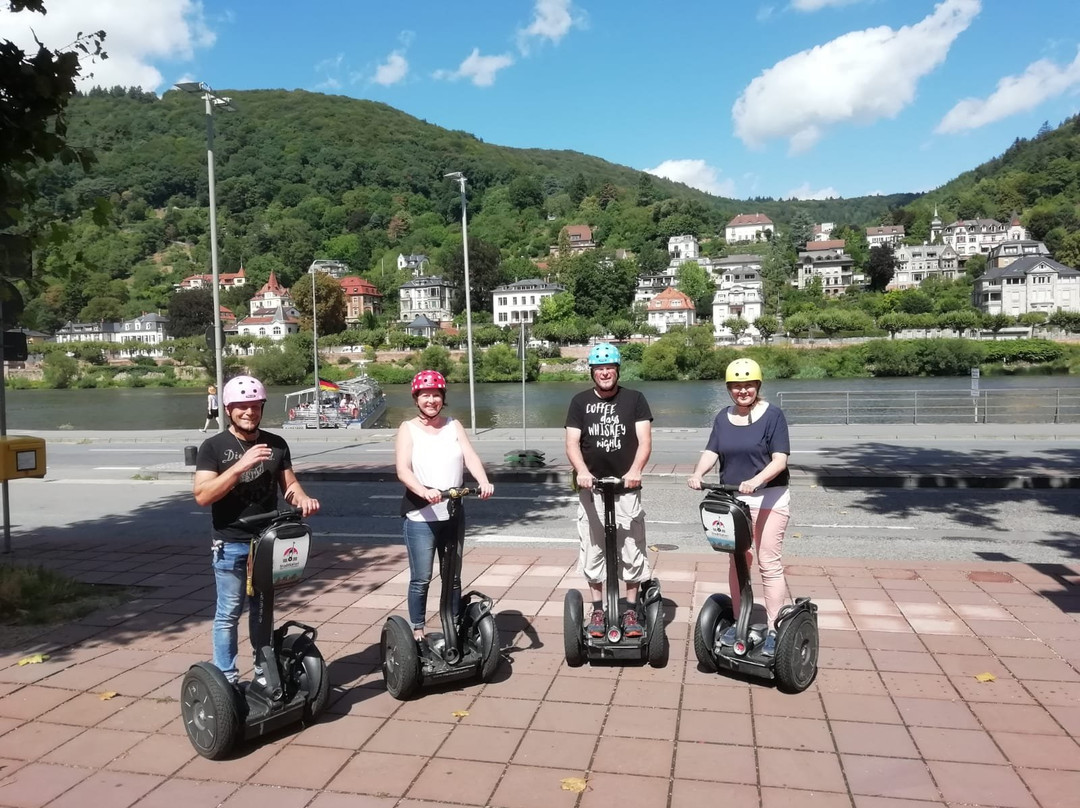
left=272, top=536, right=310, bottom=587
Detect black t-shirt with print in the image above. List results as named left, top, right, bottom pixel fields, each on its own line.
left=565, top=386, right=653, bottom=478
left=195, top=429, right=293, bottom=541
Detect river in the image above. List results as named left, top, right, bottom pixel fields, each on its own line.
left=3, top=375, right=1078, bottom=430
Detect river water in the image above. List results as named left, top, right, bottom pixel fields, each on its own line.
left=3, top=375, right=1078, bottom=430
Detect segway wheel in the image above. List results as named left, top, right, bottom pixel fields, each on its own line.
left=773, top=611, right=819, bottom=694
left=477, top=613, right=500, bottom=682
left=645, top=599, right=667, bottom=668
left=563, top=589, right=585, bottom=667
left=282, top=633, right=330, bottom=722
left=381, top=616, right=421, bottom=700
left=694, top=594, right=733, bottom=673
left=180, top=663, right=240, bottom=760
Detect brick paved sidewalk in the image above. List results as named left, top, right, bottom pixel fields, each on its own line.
left=0, top=540, right=1078, bottom=807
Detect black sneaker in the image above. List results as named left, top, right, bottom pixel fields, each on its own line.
left=588, top=609, right=606, bottom=638
left=622, top=609, right=644, bottom=638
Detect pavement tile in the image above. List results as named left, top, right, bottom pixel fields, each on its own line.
left=290, top=714, right=382, bottom=749
left=46, top=770, right=162, bottom=808
left=673, top=741, right=757, bottom=784
left=218, top=783, right=318, bottom=808
left=928, top=761, right=1037, bottom=808
left=544, top=674, right=615, bottom=704
left=591, top=735, right=673, bottom=778
left=577, top=771, right=670, bottom=808
left=365, top=718, right=453, bottom=756
left=307, top=794, right=395, bottom=808
left=881, top=672, right=959, bottom=701
left=177, top=740, right=279, bottom=783
left=992, top=730, right=1080, bottom=770
left=933, top=653, right=1011, bottom=679
left=530, top=701, right=606, bottom=735
left=407, top=758, right=504, bottom=805
left=682, top=681, right=752, bottom=713
left=949, top=675, right=1036, bottom=705
left=512, top=729, right=596, bottom=769
left=832, top=720, right=919, bottom=758
left=1017, top=767, right=1080, bottom=808
left=678, top=707, right=753, bottom=745
left=249, top=744, right=352, bottom=789
left=859, top=631, right=926, bottom=652
left=910, top=726, right=1006, bottom=764
left=325, top=751, right=426, bottom=797
left=0, top=721, right=84, bottom=761
left=869, top=649, right=943, bottom=675
left=1040, top=703, right=1080, bottom=735
left=464, top=696, right=540, bottom=728
left=672, top=779, right=759, bottom=808
left=843, top=755, right=944, bottom=802
left=893, top=696, right=979, bottom=730
left=38, top=691, right=135, bottom=726
left=128, top=778, right=239, bottom=808
left=758, top=747, right=847, bottom=792
left=816, top=668, right=887, bottom=696
left=1025, top=679, right=1080, bottom=707
left=998, top=655, right=1080, bottom=681
left=0, top=686, right=77, bottom=721
left=97, top=698, right=178, bottom=733
left=436, top=724, right=523, bottom=763
left=42, top=726, right=145, bottom=768
left=821, top=693, right=902, bottom=724
left=969, top=702, right=1064, bottom=735
left=603, top=704, right=678, bottom=740
left=755, top=714, right=834, bottom=752
left=489, top=764, right=583, bottom=808
left=612, top=678, right=681, bottom=709
left=820, top=647, right=875, bottom=670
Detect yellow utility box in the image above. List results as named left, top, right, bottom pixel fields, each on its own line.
left=0, top=436, right=46, bottom=480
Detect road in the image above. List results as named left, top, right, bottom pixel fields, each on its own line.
left=6, top=471, right=1079, bottom=564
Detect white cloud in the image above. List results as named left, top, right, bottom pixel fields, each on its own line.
left=791, top=0, right=865, bottom=10
left=645, top=159, right=736, bottom=197
left=518, top=0, right=582, bottom=53
left=434, top=48, right=514, bottom=87
left=373, top=51, right=409, bottom=86
left=936, top=48, right=1080, bottom=133
left=785, top=183, right=840, bottom=200
left=733, top=0, right=981, bottom=153
left=0, top=0, right=215, bottom=91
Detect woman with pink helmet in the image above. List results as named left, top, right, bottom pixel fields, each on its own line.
left=395, top=370, right=493, bottom=641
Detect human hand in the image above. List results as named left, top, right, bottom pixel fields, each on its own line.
left=238, top=443, right=273, bottom=473
left=478, top=482, right=494, bottom=499
left=622, top=470, right=642, bottom=489
left=687, top=476, right=702, bottom=490
left=424, top=488, right=442, bottom=504
left=738, top=479, right=759, bottom=495
left=576, top=472, right=595, bottom=490
left=297, top=496, right=320, bottom=517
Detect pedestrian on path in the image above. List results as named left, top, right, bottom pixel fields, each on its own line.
left=200, top=385, right=220, bottom=432
left=193, top=375, right=320, bottom=684
left=565, top=342, right=653, bottom=639
left=687, top=357, right=791, bottom=656
left=395, top=370, right=494, bottom=642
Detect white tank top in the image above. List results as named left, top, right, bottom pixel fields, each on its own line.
left=405, top=418, right=463, bottom=521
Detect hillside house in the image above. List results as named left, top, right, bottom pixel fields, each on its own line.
left=888, top=244, right=959, bottom=291
left=975, top=255, right=1080, bottom=316
left=713, top=266, right=764, bottom=340
left=550, top=224, right=596, bottom=256
left=492, top=278, right=565, bottom=325
left=339, top=276, right=382, bottom=322
left=866, top=225, right=905, bottom=248
left=234, top=271, right=301, bottom=341
left=725, top=213, right=774, bottom=243
left=646, top=287, right=696, bottom=334
left=178, top=266, right=247, bottom=291
left=797, top=240, right=855, bottom=297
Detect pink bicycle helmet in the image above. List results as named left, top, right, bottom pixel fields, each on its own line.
left=222, top=375, right=267, bottom=407
left=411, top=370, right=447, bottom=397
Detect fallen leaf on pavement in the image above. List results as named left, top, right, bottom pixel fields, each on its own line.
left=17, top=654, right=49, bottom=666
left=99, top=691, right=118, bottom=700
left=974, top=672, right=996, bottom=683
left=451, top=710, right=469, bottom=718
left=560, top=777, right=587, bottom=793
left=791, top=532, right=802, bottom=539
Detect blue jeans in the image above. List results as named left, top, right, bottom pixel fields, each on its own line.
left=403, top=517, right=462, bottom=630
left=212, top=539, right=271, bottom=682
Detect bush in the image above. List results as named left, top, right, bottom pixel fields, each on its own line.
left=42, top=353, right=78, bottom=389
left=366, top=362, right=415, bottom=384
left=619, top=342, right=645, bottom=362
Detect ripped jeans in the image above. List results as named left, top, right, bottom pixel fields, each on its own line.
left=212, top=539, right=271, bottom=683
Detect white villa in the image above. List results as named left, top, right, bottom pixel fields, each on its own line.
left=725, top=213, right=774, bottom=243
left=866, top=225, right=905, bottom=248
left=797, top=240, right=855, bottom=297
left=234, top=271, right=301, bottom=341
left=178, top=266, right=247, bottom=291
left=399, top=275, right=454, bottom=323
left=887, top=244, right=959, bottom=291
left=932, top=210, right=1027, bottom=260
left=974, top=255, right=1080, bottom=316
left=55, top=312, right=171, bottom=353
left=646, top=287, right=696, bottom=334
left=713, top=264, right=764, bottom=341
left=492, top=278, right=565, bottom=325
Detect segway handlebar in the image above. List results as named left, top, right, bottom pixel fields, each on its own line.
left=439, top=487, right=475, bottom=499
left=699, top=483, right=742, bottom=494
left=232, top=507, right=303, bottom=532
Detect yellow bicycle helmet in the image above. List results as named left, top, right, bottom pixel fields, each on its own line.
left=725, top=358, right=762, bottom=384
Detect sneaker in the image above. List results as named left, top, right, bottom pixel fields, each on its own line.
left=762, top=631, right=777, bottom=657
left=622, top=610, right=644, bottom=638
left=719, top=625, right=737, bottom=646
left=588, top=609, right=606, bottom=638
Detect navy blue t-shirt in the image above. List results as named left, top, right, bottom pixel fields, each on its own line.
left=705, top=405, right=791, bottom=488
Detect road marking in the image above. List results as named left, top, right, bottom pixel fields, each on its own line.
left=89, top=449, right=181, bottom=453
left=93, top=466, right=143, bottom=471
left=647, top=520, right=688, bottom=525
left=47, top=479, right=187, bottom=485
left=790, top=450, right=828, bottom=454
left=319, top=532, right=402, bottom=539
left=368, top=494, right=577, bottom=502
left=474, top=535, right=577, bottom=544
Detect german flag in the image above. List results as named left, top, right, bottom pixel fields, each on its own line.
left=319, top=378, right=340, bottom=392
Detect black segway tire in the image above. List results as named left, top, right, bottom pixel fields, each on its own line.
left=694, top=594, right=733, bottom=673
left=477, top=613, right=500, bottom=682
left=381, top=616, right=421, bottom=700
left=645, top=599, right=667, bottom=668
left=180, top=662, right=240, bottom=760
left=563, top=589, right=585, bottom=667
left=282, top=633, right=330, bottom=722
left=773, top=611, right=819, bottom=694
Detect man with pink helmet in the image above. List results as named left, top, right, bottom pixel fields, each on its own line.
left=395, top=370, right=493, bottom=641
left=193, top=374, right=320, bottom=684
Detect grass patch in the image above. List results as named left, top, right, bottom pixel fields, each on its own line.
left=0, top=564, right=140, bottom=626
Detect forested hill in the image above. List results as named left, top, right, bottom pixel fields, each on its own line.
left=22, top=86, right=912, bottom=332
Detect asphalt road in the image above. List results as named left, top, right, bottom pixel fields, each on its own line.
left=6, top=477, right=1079, bottom=565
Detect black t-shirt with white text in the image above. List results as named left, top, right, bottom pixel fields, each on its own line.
left=195, top=429, right=293, bottom=541
left=565, top=386, right=653, bottom=478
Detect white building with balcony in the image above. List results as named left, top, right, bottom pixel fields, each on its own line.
left=888, top=244, right=959, bottom=290
left=235, top=271, right=301, bottom=341
left=975, top=255, right=1080, bottom=316
left=866, top=225, right=905, bottom=248
left=713, top=266, right=764, bottom=340
left=797, top=240, right=855, bottom=297
left=399, top=275, right=454, bottom=323
left=492, top=279, right=565, bottom=325
left=725, top=213, right=774, bottom=243
left=646, top=287, right=696, bottom=334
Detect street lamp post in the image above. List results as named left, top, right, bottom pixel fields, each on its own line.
left=445, top=172, right=477, bottom=433
left=176, top=81, right=235, bottom=432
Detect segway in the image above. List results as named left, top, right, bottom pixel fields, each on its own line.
left=693, top=484, right=818, bottom=693
left=381, top=487, right=500, bottom=699
left=181, top=509, right=330, bottom=759
left=563, top=477, right=666, bottom=667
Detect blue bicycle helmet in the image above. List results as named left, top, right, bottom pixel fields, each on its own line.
left=587, top=342, right=621, bottom=366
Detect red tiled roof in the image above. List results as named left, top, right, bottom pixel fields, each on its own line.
left=726, top=213, right=773, bottom=227
left=804, top=239, right=846, bottom=251
left=648, top=287, right=695, bottom=310
left=339, top=276, right=382, bottom=296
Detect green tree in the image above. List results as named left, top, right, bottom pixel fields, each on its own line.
left=507, top=176, right=543, bottom=211
left=291, top=270, right=348, bottom=334
left=964, top=253, right=988, bottom=279
left=984, top=312, right=1014, bottom=339
left=568, top=173, right=589, bottom=206
left=877, top=311, right=912, bottom=339
left=78, top=296, right=123, bottom=322
left=676, top=261, right=714, bottom=315
left=722, top=317, right=749, bottom=338
left=166, top=288, right=215, bottom=338
left=41, top=351, right=79, bottom=388
left=865, top=245, right=896, bottom=292
left=938, top=309, right=981, bottom=337
left=443, top=237, right=503, bottom=316
left=1017, top=311, right=1047, bottom=337
left=753, top=315, right=778, bottom=342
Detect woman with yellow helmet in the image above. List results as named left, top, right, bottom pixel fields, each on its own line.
left=687, top=357, right=791, bottom=656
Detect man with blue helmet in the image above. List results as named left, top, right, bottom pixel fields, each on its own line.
left=565, top=342, right=654, bottom=638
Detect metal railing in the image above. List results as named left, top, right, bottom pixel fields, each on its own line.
left=775, top=388, right=1080, bottom=425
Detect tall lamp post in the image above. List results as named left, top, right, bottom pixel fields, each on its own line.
left=176, top=80, right=235, bottom=432
left=445, top=172, right=477, bottom=433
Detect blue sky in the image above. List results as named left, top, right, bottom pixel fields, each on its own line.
left=6, top=0, right=1080, bottom=201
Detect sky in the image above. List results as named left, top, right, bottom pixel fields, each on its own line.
left=5, top=0, right=1080, bottom=202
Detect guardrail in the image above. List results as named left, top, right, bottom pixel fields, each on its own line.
left=775, top=388, right=1080, bottom=425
